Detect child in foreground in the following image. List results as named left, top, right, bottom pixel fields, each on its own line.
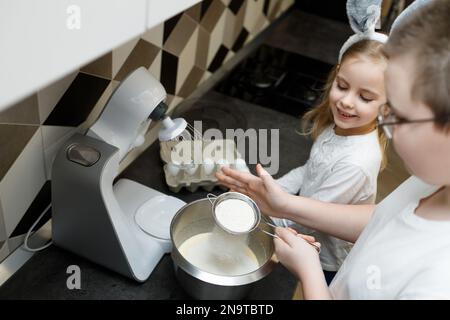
left=217, top=0, right=450, bottom=299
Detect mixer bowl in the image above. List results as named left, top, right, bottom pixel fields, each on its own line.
left=170, top=198, right=276, bottom=300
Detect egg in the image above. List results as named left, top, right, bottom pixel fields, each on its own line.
left=167, top=162, right=180, bottom=176
left=184, top=161, right=198, bottom=176
left=202, top=157, right=215, bottom=175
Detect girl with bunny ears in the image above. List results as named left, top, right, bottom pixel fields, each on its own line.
left=262, top=0, right=389, bottom=283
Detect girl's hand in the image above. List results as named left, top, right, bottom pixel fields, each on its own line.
left=286, top=227, right=321, bottom=251
left=215, top=164, right=290, bottom=217
left=274, top=227, right=322, bottom=280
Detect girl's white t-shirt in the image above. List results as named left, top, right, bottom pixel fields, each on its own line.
left=275, top=125, right=382, bottom=271
left=330, top=176, right=450, bottom=299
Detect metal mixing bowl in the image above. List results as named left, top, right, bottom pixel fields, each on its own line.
left=170, top=198, right=276, bottom=300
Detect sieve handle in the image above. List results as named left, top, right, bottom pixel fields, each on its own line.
left=259, top=228, right=279, bottom=239
left=261, top=220, right=277, bottom=229
left=259, top=216, right=322, bottom=253
left=262, top=229, right=321, bottom=253
left=260, top=215, right=277, bottom=229
left=207, top=193, right=218, bottom=205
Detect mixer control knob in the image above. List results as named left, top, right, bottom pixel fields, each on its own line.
left=66, top=144, right=101, bottom=167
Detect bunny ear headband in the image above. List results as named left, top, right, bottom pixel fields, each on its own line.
left=338, top=0, right=388, bottom=62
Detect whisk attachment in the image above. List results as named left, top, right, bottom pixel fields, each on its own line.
left=159, top=117, right=205, bottom=163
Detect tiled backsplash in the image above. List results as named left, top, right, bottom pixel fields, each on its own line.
left=0, top=0, right=293, bottom=263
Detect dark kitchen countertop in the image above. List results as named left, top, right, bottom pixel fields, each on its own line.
left=0, top=91, right=313, bottom=300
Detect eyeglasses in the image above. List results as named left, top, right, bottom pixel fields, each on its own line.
left=377, top=104, right=446, bottom=139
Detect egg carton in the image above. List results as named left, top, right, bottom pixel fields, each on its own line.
left=160, top=139, right=250, bottom=193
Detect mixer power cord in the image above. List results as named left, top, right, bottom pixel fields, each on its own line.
left=23, top=204, right=53, bottom=252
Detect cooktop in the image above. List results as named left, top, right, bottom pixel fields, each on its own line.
left=214, top=45, right=332, bottom=118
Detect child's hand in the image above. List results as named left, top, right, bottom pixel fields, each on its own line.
left=286, top=227, right=320, bottom=251
left=215, top=164, right=289, bottom=217
left=274, top=227, right=322, bottom=280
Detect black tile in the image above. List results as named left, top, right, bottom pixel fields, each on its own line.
left=228, top=0, right=245, bottom=15
left=163, top=13, right=183, bottom=44
left=208, top=45, right=230, bottom=73
left=10, top=181, right=52, bottom=237
left=43, top=72, right=110, bottom=126
left=200, top=0, right=214, bottom=19
left=160, top=50, right=178, bottom=95
left=263, top=0, right=271, bottom=16
left=232, top=28, right=249, bottom=52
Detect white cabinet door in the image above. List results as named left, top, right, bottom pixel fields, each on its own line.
left=147, top=0, right=202, bottom=29
left=0, top=0, right=147, bottom=110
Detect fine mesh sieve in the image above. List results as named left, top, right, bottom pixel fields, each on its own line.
left=207, top=192, right=278, bottom=238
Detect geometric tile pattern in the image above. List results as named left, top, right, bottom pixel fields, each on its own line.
left=0, top=93, right=40, bottom=125
left=43, top=72, right=110, bottom=127
left=80, top=52, right=113, bottom=80
left=0, top=128, right=46, bottom=238
left=0, top=125, right=39, bottom=181
left=0, top=0, right=293, bottom=263
left=114, top=40, right=161, bottom=82
left=9, top=181, right=52, bottom=238
left=0, top=198, right=6, bottom=244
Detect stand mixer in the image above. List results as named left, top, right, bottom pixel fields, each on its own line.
left=51, top=67, right=189, bottom=282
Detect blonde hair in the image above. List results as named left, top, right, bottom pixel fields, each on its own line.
left=302, top=39, right=389, bottom=170
left=383, top=0, right=450, bottom=132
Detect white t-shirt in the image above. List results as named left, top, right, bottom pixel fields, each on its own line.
left=275, top=125, right=382, bottom=271
left=330, top=176, right=450, bottom=299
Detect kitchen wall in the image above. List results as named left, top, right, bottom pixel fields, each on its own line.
left=0, top=0, right=294, bottom=263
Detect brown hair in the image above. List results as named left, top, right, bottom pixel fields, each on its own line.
left=383, top=0, right=450, bottom=131
left=302, top=39, right=389, bottom=170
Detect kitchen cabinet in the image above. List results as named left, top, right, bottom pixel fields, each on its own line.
left=0, top=0, right=203, bottom=111
left=0, top=0, right=147, bottom=109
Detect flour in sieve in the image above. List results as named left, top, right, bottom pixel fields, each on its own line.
left=215, top=199, right=256, bottom=233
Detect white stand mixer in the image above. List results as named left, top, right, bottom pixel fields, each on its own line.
left=52, top=67, right=188, bottom=282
